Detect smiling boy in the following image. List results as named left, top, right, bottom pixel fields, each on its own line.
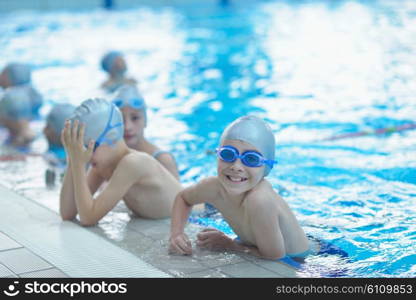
left=169, top=115, right=310, bottom=260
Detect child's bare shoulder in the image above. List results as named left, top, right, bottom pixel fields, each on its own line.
left=116, top=151, right=154, bottom=175
left=184, top=176, right=220, bottom=204
left=197, top=176, right=220, bottom=188
left=245, top=179, right=279, bottom=210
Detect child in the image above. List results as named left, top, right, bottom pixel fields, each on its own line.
left=112, top=85, right=180, bottom=179
left=100, top=51, right=137, bottom=93
left=0, top=63, right=43, bottom=117
left=0, top=88, right=35, bottom=147
left=43, top=103, right=76, bottom=186
left=169, top=115, right=310, bottom=260
left=60, top=98, right=182, bottom=226
left=44, top=103, right=76, bottom=164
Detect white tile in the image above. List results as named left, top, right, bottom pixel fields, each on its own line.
left=0, top=263, right=15, bottom=278
left=20, top=268, right=68, bottom=278
left=217, top=261, right=282, bottom=278
left=0, top=232, right=22, bottom=251
left=0, top=248, right=52, bottom=274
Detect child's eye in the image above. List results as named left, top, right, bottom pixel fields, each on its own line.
left=131, top=116, right=141, bottom=121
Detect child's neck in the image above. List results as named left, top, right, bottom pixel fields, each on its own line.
left=110, top=72, right=125, bottom=81
left=135, top=137, right=156, bottom=154
left=223, top=188, right=248, bottom=207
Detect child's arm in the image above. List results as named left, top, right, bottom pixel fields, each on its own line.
left=60, top=163, right=105, bottom=221
left=197, top=194, right=286, bottom=260
left=169, top=177, right=219, bottom=255
left=59, top=124, right=104, bottom=221
left=59, top=161, right=77, bottom=220
left=169, top=190, right=193, bottom=255
left=62, top=120, right=144, bottom=226
left=196, top=228, right=266, bottom=258
left=72, top=153, right=146, bottom=226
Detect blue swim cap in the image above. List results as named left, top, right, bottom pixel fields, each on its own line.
left=220, top=115, right=276, bottom=176
left=112, top=84, right=147, bottom=122
left=5, top=63, right=31, bottom=86
left=0, top=88, right=32, bottom=121
left=46, top=103, right=76, bottom=136
left=101, top=51, right=123, bottom=73
left=70, top=98, right=124, bottom=147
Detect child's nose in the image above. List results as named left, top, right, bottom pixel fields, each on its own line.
left=230, top=158, right=244, bottom=171
left=123, top=119, right=133, bottom=131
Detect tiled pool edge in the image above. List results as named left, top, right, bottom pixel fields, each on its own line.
left=0, top=184, right=299, bottom=278
left=0, top=184, right=171, bottom=278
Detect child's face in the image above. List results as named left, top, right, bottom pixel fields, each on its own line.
left=0, top=69, right=10, bottom=88
left=90, top=143, right=117, bottom=172
left=2, top=118, right=23, bottom=135
left=120, top=106, right=145, bottom=148
left=217, top=139, right=265, bottom=195
left=111, top=56, right=127, bottom=75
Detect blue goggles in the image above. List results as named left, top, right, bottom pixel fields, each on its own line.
left=216, top=145, right=276, bottom=168
left=93, top=105, right=123, bottom=152
left=113, top=98, right=145, bottom=110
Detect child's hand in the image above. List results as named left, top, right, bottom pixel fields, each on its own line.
left=61, top=119, right=94, bottom=165
left=196, top=228, right=233, bottom=251
left=169, top=233, right=192, bottom=255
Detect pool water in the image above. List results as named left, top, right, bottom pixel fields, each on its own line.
left=0, top=0, right=415, bottom=277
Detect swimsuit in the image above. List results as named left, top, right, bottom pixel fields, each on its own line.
left=152, top=150, right=170, bottom=159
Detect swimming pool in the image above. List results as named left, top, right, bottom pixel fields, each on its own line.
left=0, top=0, right=415, bottom=277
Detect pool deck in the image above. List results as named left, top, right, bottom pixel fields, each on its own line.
left=0, top=184, right=298, bottom=278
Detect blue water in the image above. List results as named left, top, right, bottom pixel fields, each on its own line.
left=0, top=0, right=415, bottom=277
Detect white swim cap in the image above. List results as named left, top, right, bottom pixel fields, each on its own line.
left=46, top=103, right=76, bottom=136
left=0, top=88, right=32, bottom=120
left=220, top=115, right=276, bottom=176
left=70, top=98, right=124, bottom=147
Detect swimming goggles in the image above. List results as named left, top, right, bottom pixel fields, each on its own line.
left=93, top=105, right=123, bottom=152
left=216, top=145, right=276, bottom=168
left=113, top=97, right=145, bottom=110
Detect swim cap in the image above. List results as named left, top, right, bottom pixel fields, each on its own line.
left=16, top=85, right=43, bottom=117
left=5, top=63, right=31, bottom=86
left=70, top=98, right=124, bottom=147
left=220, top=115, right=276, bottom=176
left=46, top=103, right=76, bottom=136
left=0, top=88, right=32, bottom=121
left=112, top=85, right=147, bottom=124
left=101, top=51, right=123, bottom=73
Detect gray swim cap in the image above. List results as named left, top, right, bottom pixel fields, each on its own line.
left=70, top=98, right=124, bottom=147
left=46, top=103, right=76, bottom=136
left=0, top=88, right=32, bottom=120
left=220, top=115, right=276, bottom=176
left=101, top=51, right=123, bottom=73
left=5, top=63, right=31, bottom=86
